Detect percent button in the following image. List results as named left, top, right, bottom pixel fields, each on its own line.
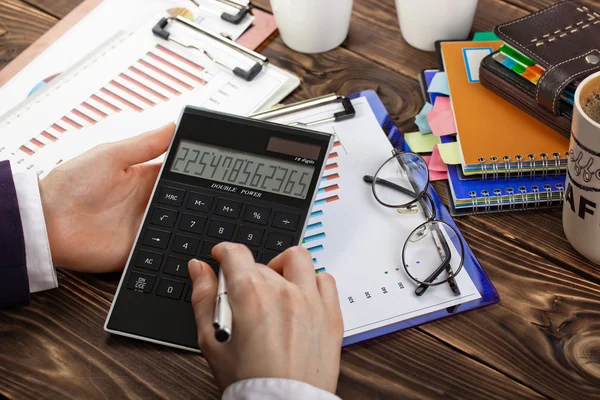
left=243, top=205, right=271, bottom=226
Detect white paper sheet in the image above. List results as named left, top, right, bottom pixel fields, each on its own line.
left=271, top=98, right=481, bottom=338
left=0, top=17, right=298, bottom=177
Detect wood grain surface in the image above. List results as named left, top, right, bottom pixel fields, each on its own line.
left=1, top=0, right=600, bottom=399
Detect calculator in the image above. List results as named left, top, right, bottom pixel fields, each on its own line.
left=105, top=106, right=333, bottom=351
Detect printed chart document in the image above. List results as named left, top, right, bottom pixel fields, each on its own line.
left=0, top=17, right=298, bottom=177
left=271, top=97, right=481, bottom=338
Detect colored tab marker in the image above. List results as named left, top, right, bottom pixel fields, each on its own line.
left=310, top=210, right=324, bottom=218
left=321, top=173, right=340, bottom=182
left=314, top=195, right=339, bottom=206
left=315, top=267, right=326, bottom=274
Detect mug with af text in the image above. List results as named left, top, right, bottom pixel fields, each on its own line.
left=563, top=71, right=600, bottom=264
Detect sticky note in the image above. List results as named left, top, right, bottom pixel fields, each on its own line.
left=404, top=131, right=441, bottom=154
left=427, top=110, right=457, bottom=136
left=429, top=145, right=448, bottom=173
left=428, top=72, right=450, bottom=96
left=421, top=155, right=448, bottom=180
left=432, top=96, right=451, bottom=113
left=415, top=102, right=433, bottom=134
left=473, top=31, right=501, bottom=42
left=437, top=142, right=462, bottom=165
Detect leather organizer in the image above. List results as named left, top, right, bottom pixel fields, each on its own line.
left=479, top=1, right=600, bottom=138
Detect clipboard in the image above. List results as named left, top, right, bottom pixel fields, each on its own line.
left=254, top=90, right=499, bottom=346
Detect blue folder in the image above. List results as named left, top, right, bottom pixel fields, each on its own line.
left=341, top=90, right=499, bottom=346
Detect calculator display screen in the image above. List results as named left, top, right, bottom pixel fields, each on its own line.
left=170, top=140, right=315, bottom=199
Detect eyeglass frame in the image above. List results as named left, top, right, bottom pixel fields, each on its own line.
left=364, top=148, right=464, bottom=297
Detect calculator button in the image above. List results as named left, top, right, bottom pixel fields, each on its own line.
left=272, top=211, right=301, bottom=231
left=150, top=207, right=178, bottom=228
left=134, top=250, right=163, bottom=271
left=243, top=205, right=271, bottom=225
left=171, top=235, right=200, bottom=255
left=164, top=256, right=190, bottom=278
left=200, top=240, right=220, bottom=259
left=187, top=192, right=214, bottom=213
left=127, top=272, right=156, bottom=293
left=215, top=198, right=242, bottom=219
left=179, top=213, right=207, bottom=235
left=207, top=219, right=235, bottom=240
left=158, top=186, right=185, bottom=207
left=236, top=226, right=264, bottom=247
left=142, top=228, right=170, bottom=250
left=156, top=278, right=185, bottom=300
left=260, top=252, right=278, bottom=265
left=185, top=285, right=193, bottom=302
left=265, top=232, right=295, bottom=251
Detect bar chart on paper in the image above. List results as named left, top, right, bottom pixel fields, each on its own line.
left=16, top=43, right=208, bottom=159
left=302, top=135, right=346, bottom=270
left=0, top=18, right=297, bottom=177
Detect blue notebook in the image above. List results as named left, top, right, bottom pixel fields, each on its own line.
left=338, top=90, right=498, bottom=345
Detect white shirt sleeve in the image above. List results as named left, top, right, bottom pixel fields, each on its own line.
left=222, top=378, right=341, bottom=400
left=12, top=170, right=57, bottom=293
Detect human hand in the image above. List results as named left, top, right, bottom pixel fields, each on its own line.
left=189, top=244, right=344, bottom=394
left=39, top=123, right=175, bottom=273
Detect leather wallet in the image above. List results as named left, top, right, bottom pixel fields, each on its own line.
left=479, top=1, right=600, bottom=137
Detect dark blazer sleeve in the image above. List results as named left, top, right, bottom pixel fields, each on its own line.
left=0, top=160, right=30, bottom=308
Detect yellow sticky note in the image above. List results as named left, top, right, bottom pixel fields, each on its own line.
left=437, top=142, right=462, bottom=165
left=404, top=132, right=441, bottom=153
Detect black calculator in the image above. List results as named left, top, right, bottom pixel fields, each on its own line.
left=105, top=106, right=333, bottom=351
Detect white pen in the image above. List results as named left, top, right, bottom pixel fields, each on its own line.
left=213, top=268, right=232, bottom=343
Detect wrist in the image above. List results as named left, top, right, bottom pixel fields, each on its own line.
left=38, top=178, right=63, bottom=267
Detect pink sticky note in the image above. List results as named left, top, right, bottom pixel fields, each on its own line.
left=422, top=154, right=447, bottom=180
left=427, top=109, right=457, bottom=136
left=429, top=145, right=448, bottom=172
left=429, top=170, right=448, bottom=181
left=432, top=96, right=451, bottom=113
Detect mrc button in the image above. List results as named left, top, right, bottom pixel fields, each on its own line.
left=158, top=186, right=185, bottom=206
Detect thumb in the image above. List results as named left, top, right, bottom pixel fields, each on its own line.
left=189, top=259, right=218, bottom=348
left=111, top=122, right=175, bottom=167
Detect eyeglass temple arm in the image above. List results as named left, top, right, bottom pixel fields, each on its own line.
left=414, top=225, right=460, bottom=297
left=363, top=175, right=417, bottom=198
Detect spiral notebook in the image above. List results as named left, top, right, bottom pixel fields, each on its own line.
left=441, top=41, right=569, bottom=177
left=420, top=68, right=567, bottom=215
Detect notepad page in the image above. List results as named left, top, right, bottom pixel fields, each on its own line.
left=272, top=98, right=481, bottom=338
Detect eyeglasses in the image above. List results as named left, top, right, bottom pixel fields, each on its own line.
left=364, top=149, right=464, bottom=297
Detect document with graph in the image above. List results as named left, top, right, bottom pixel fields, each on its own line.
left=0, top=11, right=298, bottom=177
left=267, top=94, right=483, bottom=343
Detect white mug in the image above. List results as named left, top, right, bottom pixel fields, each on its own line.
left=563, top=71, right=600, bottom=264
left=270, top=0, right=353, bottom=54
left=395, top=0, right=478, bottom=51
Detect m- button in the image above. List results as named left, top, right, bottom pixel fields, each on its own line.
left=187, top=192, right=214, bottom=213
left=158, top=186, right=185, bottom=207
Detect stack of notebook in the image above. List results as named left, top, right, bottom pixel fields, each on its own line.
left=410, top=39, right=570, bottom=216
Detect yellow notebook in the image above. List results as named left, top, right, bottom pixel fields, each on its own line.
left=442, top=41, right=569, bottom=176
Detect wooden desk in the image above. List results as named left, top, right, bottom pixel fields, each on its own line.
left=1, top=0, right=599, bottom=398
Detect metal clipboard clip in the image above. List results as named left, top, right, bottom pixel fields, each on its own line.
left=191, top=0, right=251, bottom=24
left=250, top=94, right=356, bottom=127
left=152, top=15, right=267, bottom=81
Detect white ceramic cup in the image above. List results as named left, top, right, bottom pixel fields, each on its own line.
left=563, top=71, right=600, bottom=264
left=270, top=0, right=353, bottom=54
left=395, top=0, right=478, bottom=51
